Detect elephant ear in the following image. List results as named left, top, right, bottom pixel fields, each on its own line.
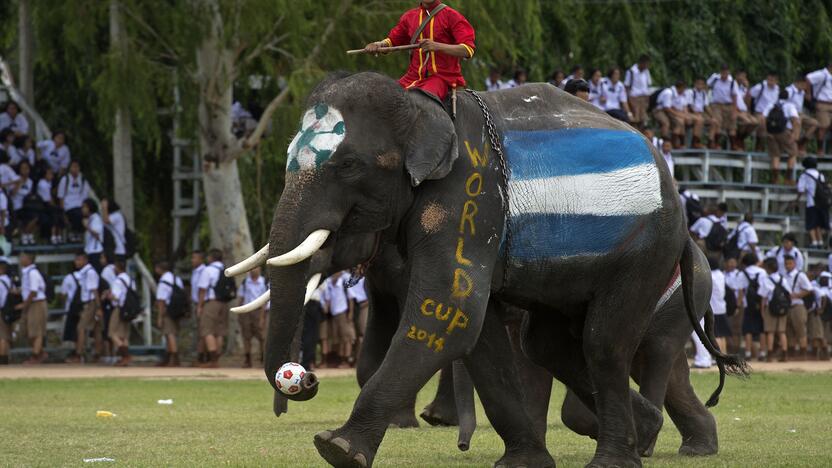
left=404, top=90, right=458, bottom=187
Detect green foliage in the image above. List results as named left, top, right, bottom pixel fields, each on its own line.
left=2, top=0, right=830, bottom=256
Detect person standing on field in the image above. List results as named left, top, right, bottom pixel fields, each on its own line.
left=155, top=260, right=185, bottom=367
left=236, top=267, right=268, bottom=368
left=17, top=252, right=47, bottom=364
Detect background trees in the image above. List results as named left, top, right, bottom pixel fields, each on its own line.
left=0, top=0, right=829, bottom=262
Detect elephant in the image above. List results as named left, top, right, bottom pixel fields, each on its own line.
left=225, top=71, right=745, bottom=467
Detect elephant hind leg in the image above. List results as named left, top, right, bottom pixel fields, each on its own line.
left=561, top=389, right=598, bottom=439
left=665, top=352, right=718, bottom=456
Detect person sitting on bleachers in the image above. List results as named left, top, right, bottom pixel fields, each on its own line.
left=81, top=198, right=104, bottom=270
left=806, top=61, right=832, bottom=155
left=796, top=156, right=829, bottom=248
left=707, top=65, right=739, bottom=149
left=749, top=72, right=781, bottom=150
left=11, top=161, right=36, bottom=245
left=57, top=160, right=90, bottom=242
left=11, top=135, right=35, bottom=168
left=0, top=141, right=22, bottom=194
left=785, top=75, right=818, bottom=155
left=601, top=67, right=632, bottom=123
left=0, top=102, right=29, bottom=136
left=734, top=70, right=759, bottom=148
left=101, top=198, right=126, bottom=259
left=36, top=166, right=60, bottom=244
left=37, top=131, right=71, bottom=178
left=766, top=232, right=805, bottom=275
left=686, top=77, right=714, bottom=149
left=587, top=68, right=604, bottom=110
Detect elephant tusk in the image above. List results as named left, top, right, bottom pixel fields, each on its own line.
left=266, top=230, right=330, bottom=267
left=225, top=244, right=270, bottom=277
left=303, top=273, right=323, bottom=306
left=231, top=290, right=270, bottom=314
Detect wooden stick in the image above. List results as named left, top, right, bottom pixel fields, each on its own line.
left=346, top=43, right=420, bottom=55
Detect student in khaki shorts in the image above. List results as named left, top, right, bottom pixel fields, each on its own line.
left=17, top=252, right=48, bottom=364
left=766, top=89, right=801, bottom=184
left=624, top=54, right=651, bottom=130
left=734, top=70, right=759, bottom=146
left=323, top=271, right=355, bottom=368
left=807, top=62, right=832, bottom=154
left=785, top=75, right=819, bottom=153
left=65, top=251, right=100, bottom=363
left=108, top=260, right=133, bottom=366
left=236, top=267, right=268, bottom=368
left=810, top=271, right=831, bottom=361
left=347, top=274, right=369, bottom=358
left=748, top=72, right=781, bottom=148
left=155, top=260, right=185, bottom=367
left=782, top=255, right=813, bottom=361
left=197, top=249, right=228, bottom=368
left=759, top=257, right=789, bottom=362
left=707, top=65, right=740, bottom=149
left=0, top=258, right=14, bottom=365
left=189, top=250, right=207, bottom=365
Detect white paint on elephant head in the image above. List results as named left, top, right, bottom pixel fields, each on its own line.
left=286, top=104, right=346, bottom=173
left=522, top=95, right=540, bottom=103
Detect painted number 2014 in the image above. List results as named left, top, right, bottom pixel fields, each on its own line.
left=407, top=325, right=445, bottom=353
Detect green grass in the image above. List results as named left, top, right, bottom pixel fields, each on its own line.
left=1, top=371, right=831, bottom=467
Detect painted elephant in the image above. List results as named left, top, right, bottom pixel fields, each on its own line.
left=226, top=72, right=744, bottom=467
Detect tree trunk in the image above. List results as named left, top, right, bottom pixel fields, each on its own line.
left=18, top=0, right=34, bottom=128
left=110, top=0, right=135, bottom=227
left=196, top=1, right=253, bottom=353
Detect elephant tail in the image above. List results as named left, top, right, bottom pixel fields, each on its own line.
left=679, top=239, right=750, bottom=408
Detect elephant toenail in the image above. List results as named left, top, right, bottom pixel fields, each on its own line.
left=316, top=430, right=333, bottom=442
left=353, top=453, right=367, bottom=467
left=331, top=437, right=350, bottom=454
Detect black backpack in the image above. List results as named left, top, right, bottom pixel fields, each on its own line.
left=765, top=103, right=788, bottom=134
left=124, top=229, right=137, bottom=257
left=822, top=296, right=832, bottom=322
left=118, top=277, right=142, bottom=321
left=705, top=218, right=728, bottom=252
left=209, top=265, right=237, bottom=303
left=647, top=88, right=664, bottom=113
left=743, top=270, right=761, bottom=313
left=724, top=284, right=738, bottom=317
left=723, top=225, right=746, bottom=260
left=681, top=192, right=703, bottom=227
left=805, top=172, right=832, bottom=211
left=162, top=277, right=189, bottom=320
left=769, top=276, right=791, bottom=317
left=34, top=267, right=55, bottom=303
left=103, top=228, right=116, bottom=257
left=68, top=273, right=84, bottom=317
left=0, top=277, right=22, bottom=324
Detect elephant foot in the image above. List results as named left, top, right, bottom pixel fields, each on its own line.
left=633, top=399, right=663, bottom=457
left=387, top=408, right=420, bottom=429
left=678, top=437, right=718, bottom=456
left=420, top=401, right=459, bottom=427
left=494, top=446, right=556, bottom=468
left=314, top=430, right=374, bottom=468
left=586, top=451, right=641, bottom=468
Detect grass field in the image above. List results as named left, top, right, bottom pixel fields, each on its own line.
left=1, top=371, right=831, bottom=467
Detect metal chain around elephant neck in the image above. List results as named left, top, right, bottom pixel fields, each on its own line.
left=465, top=89, right=512, bottom=290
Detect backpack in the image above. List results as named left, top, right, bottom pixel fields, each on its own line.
left=124, top=228, right=137, bottom=257
left=0, top=277, right=22, bottom=324
left=161, top=278, right=189, bottom=320
left=647, top=88, right=663, bottom=113
left=804, top=172, right=832, bottom=211
left=793, top=274, right=816, bottom=311
left=681, top=192, right=703, bottom=227
left=724, top=284, right=738, bottom=317
left=723, top=225, right=746, bottom=260
left=68, top=273, right=84, bottom=317
left=34, top=267, right=55, bottom=303
left=822, top=296, right=832, bottom=322
left=743, top=270, right=761, bottom=313
left=102, top=228, right=116, bottom=257
left=768, top=276, right=791, bottom=317
left=765, top=103, right=788, bottom=135
left=209, top=265, right=237, bottom=303
left=705, top=217, right=728, bottom=252
left=118, top=277, right=142, bottom=321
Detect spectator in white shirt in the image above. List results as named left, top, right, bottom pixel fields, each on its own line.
left=0, top=102, right=28, bottom=136
left=11, top=135, right=36, bottom=168
left=689, top=203, right=727, bottom=253
left=796, top=157, right=828, bottom=248
left=65, top=251, right=102, bottom=364
left=707, top=65, right=740, bottom=148
left=17, top=252, right=48, bottom=364
left=196, top=249, right=228, bottom=368
left=322, top=271, right=355, bottom=368
left=766, top=89, right=801, bottom=184
left=759, top=257, right=788, bottom=361
left=748, top=72, right=780, bottom=146
left=0, top=136, right=21, bottom=193
left=505, top=69, right=527, bottom=89
left=738, top=253, right=766, bottom=360
left=155, top=260, right=185, bottom=367
left=81, top=199, right=105, bottom=270
left=562, top=64, right=584, bottom=87
left=811, top=271, right=831, bottom=361
left=546, top=69, right=565, bottom=89
left=624, top=54, right=652, bottom=130
left=708, top=256, right=731, bottom=353
left=57, top=160, right=90, bottom=241
left=587, top=69, right=604, bottom=109
left=660, top=140, right=674, bottom=177
left=0, top=259, right=13, bottom=365
left=601, top=67, right=632, bottom=123
left=101, top=198, right=127, bottom=258
left=734, top=70, right=759, bottom=145
left=12, top=161, right=37, bottom=245
left=686, top=77, right=713, bottom=148
left=806, top=62, right=832, bottom=154
left=236, top=267, right=268, bottom=368
left=765, top=233, right=804, bottom=275
left=37, top=131, right=71, bottom=176
left=782, top=255, right=813, bottom=360
left=485, top=68, right=504, bottom=91
left=564, top=79, right=590, bottom=102
left=653, top=80, right=698, bottom=148
left=728, top=212, right=760, bottom=257
left=785, top=75, right=818, bottom=152
left=107, top=259, right=133, bottom=366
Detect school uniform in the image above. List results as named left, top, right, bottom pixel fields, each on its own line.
left=36, top=178, right=56, bottom=236
left=484, top=78, right=504, bottom=91
left=0, top=112, right=28, bottom=134
left=710, top=269, right=732, bottom=337
left=21, top=264, right=47, bottom=339
left=738, top=265, right=766, bottom=336
left=0, top=190, right=9, bottom=233
left=765, top=245, right=805, bottom=276
left=11, top=177, right=34, bottom=226
left=765, top=100, right=800, bottom=163
left=109, top=272, right=133, bottom=342
left=157, top=271, right=185, bottom=336
left=782, top=268, right=813, bottom=344
left=74, top=264, right=100, bottom=339
left=749, top=82, right=780, bottom=138
left=652, top=88, right=675, bottom=139
left=347, top=275, right=369, bottom=338
left=734, top=82, right=757, bottom=136
left=707, top=74, right=738, bottom=135
left=36, top=140, right=71, bottom=174
left=9, top=146, right=35, bottom=167
left=0, top=162, right=20, bottom=189
left=786, top=84, right=818, bottom=140
left=0, top=273, right=14, bottom=342
left=806, top=67, right=832, bottom=136
left=322, top=275, right=355, bottom=345
left=689, top=214, right=723, bottom=240
left=84, top=212, right=104, bottom=267
left=686, top=87, right=712, bottom=142
left=106, top=210, right=127, bottom=256
left=237, top=274, right=268, bottom=343
left=759, top=272, right=789, bottom=334
left=730, top=221, right=759, bottom=254
left=588, top=79, right=604, bottom=109
left=197, top=261, right=228, bottom=338
left=624, top=63, right=651, bottom=125
left=797, top=168, right=829, bottom=231
left=60, top=273, right=79, bottom=343
left=57, top=173, right=90, bottom=233
left=808, top=275, right=828, bottom=342
left=601, top=80, right=629, bottom=121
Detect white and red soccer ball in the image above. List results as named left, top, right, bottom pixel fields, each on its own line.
left=275, top=362, right=306, bottom=395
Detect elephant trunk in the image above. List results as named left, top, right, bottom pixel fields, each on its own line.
left=453, top=360, right=477, bottom=451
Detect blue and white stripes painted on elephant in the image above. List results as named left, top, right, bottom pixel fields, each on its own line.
left=286, top=104, right=346, bottom=172
left=503, top=128, right=662, bottom=259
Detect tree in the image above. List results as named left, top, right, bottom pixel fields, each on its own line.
left=110, top=0, right=135, bottom=227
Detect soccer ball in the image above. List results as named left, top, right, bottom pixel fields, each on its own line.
left=275, top=362, right=306, bottom=395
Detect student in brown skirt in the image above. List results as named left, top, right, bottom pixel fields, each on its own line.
left=17, top=252, right=48, bottom=364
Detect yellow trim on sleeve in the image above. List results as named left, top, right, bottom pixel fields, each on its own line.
left=430, top=18, right=437, bottom=74
left=460, top=43, right=474, bottom=58
left=382, top=38, right=393, bottom=47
